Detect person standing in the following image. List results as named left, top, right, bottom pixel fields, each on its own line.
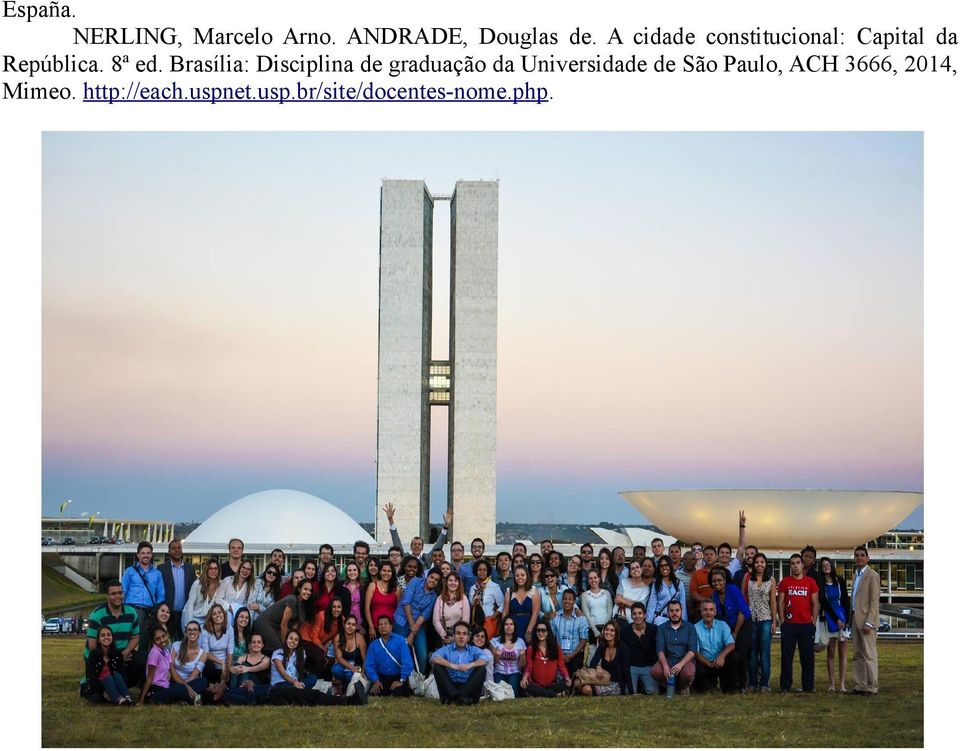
left=777, top=553, right=820, bottom=693
left=121, top=542, right=165, bottom=638
left=818, top=556, right=851, bottom=693
left=220, top=538, right=245, bottom=579
left=850, top=545, right=881, bottom=697
left=158, top=539, right=196, bottom=641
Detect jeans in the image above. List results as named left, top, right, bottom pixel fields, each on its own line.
left=392, top=622, right=427, bottom=675
left=331, top=663, right=357, bottom=683
left=629, top=665, right=659, bottom=695
left=749, top=619, right=772, bottom=689
left=222, top=683, right=271, bottom=705
left=98, top=672, right=130, bottom=703
left=147, top=677, right=208, bottom=704
left=780, top=622, right=815, bottom=691
left=494, top=672, right=521, bottom=695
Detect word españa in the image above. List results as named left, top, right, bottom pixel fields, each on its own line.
left=3, top=0, right=70, bottom=21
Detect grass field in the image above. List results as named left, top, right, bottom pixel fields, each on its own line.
left=42, top=636, right=922, bottom=747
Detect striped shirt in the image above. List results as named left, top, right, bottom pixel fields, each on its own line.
left=84, top=602, right=140, bottom=660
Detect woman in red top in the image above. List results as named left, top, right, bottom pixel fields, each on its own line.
left=520, top=622, right=571, bottom=698
left=364, top=561, right=399, bottom=640
left=314, top=563, right=348, bottom=615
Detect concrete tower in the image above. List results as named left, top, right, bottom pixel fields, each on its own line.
left=376, top=179, right=498, bottom=546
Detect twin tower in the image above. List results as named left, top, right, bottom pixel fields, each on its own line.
left=375, top=180, right=498, bottom=546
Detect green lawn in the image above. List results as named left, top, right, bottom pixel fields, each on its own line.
left=42, top=557, right=102, bottom=614
left=42, top=637, right=922, bottom=747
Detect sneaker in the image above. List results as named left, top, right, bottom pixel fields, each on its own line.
left=680, top=687, right=690, bottom=696
left=760, top=687, right=771, bottom=693
left=192, top=692, right=202, bottom=706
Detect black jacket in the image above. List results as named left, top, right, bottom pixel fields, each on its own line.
left=85, top=649, right=125, bottom=687
left=157, top=560, right=198, bottom=611
left=588, top=643, right=634, bottom=694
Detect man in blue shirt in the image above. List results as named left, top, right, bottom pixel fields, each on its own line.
left=693, top=600, right=738, bottom=693
left=552, top=590, right=589, bottom=672
left=652, top=600, right=697, bottom=694
left=120, top=541, right=164, bottom=634
left=430, top=621, right=492, bottom=705
left=364, top=616, right=413, bottom=696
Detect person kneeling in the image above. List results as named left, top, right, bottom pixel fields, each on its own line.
left=364, top=615, right=413, bottom=697
left=430, top=621, right=491, bottom=705
left=693, top=600, right=740, bottom=694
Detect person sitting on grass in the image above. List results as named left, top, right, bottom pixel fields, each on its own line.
left=364, top=615, right=413, bottom=697
left=429, top=621, right=492, bottom=705
left=576, top=620, right=632, bottom=696
left=85, top=626, right=134, bottom=706
left=300, top=596, right=345, bottom=678
left=332, top=614, right=367, bottom=689
left=138, top=627, right=172, bottom=705
left=491, top=615, right=526, bottom=695
left=150, top=620, right=208, bottom=705
left=223, top=633, right=271, bottom=705
left=199, top=603, right=233, bottom=702
left=268, top=629, right=363, bottom=706
left=520, top=622, right=571, bottom=698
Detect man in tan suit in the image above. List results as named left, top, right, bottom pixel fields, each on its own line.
left=850, top=545, right=881, bottom=696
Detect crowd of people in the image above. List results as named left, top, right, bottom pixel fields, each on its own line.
left=79, top=506, right=882, bottom=707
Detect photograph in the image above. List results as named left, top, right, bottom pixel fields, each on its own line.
left=40, top=131, right=922, bottom=747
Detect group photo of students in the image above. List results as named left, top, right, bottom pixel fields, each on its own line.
left=79, top=506, right=882, bottom=708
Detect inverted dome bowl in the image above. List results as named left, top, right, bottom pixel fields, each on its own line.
left=619, top=489, right=922, bottom=549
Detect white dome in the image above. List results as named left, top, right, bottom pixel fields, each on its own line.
left=185, top=489, right=375, bottom=547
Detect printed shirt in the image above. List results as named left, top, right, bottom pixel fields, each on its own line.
left=778, top=575, right=819, bottom=625
left=490, top=637, right=525, bottom=675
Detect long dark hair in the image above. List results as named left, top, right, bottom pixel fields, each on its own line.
left=294, top=578, right=316, bottom=624
left=337, top=614, right=364, bottom=652
left=323, top=595, right=346, bottom=635
left=320, top=562, right=341, bottom=593
left=750, top=552, right=772, bottom=583
left=530, top=622, right=561, bottom=661
left=94, top=625, right=122, bottom=660
left=818, top=556, right=846, bottom=588
left=499, top=615, right=519, bottom=647
left=377, top=561, right=398, bottom=593
left=281, top=630, right=306, bottom=680
left=261, top=563, right=282, bottom=599
left=232, top=606, right=253, bottom=648
left=654, top=555, right=680, bottom=593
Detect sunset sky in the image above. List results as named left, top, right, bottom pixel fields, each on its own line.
left=41, top=132, right=923, bottom=527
